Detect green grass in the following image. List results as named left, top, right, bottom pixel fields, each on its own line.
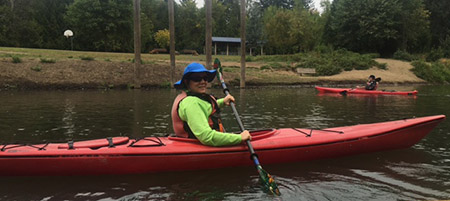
left=0, top=46, right=382, bottom=77
left=80, top=56, right=95, bottom=61
left=0, top=47, right=241, bottom=63
left=40, top=58, right=56, bottom=63
left=30, top=65, right=42, bottom=72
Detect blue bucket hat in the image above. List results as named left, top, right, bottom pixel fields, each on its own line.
left=174, top=63, right=217, bottom=89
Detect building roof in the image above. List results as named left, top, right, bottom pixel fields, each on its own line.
left=212, top=37, right=241, bottom=43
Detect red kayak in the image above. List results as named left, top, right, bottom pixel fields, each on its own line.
left=315, top=86, right=418, bottom=95
left=0, top=115, right=444, bottom=176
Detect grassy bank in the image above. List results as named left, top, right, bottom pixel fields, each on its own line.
left=0, top=47, right=428, bottom=89
left=411, top=60, right=450, bottom=83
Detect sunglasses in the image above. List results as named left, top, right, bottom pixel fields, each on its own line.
left=189, top=75, right=209, bottom=82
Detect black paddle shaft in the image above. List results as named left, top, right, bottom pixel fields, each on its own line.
left=219, top=81, right=258, bottom=158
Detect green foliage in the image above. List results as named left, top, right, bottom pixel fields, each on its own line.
left=30, top=65, right=42, bottom=72
left=393, top=50, right=416, bottom=61
left=159, top=81, right=172, bottom=88
left=411, top=60, right=450, bottom=83
left=376, top=63, right=388, bottom=70
left=325, top=0, right=430, bottom=56
left=80, top=56, right=94, bottom=61
left=364, top=53, right=381, bottom=59
left=174, top=0, right=202, bottom=52
left=11, top=56, right=22, bottom=63
left=65, top=0, right=133, bottom=52
left=426, top=48, right=444, bottom=62
left=263, top=6, right=323, bottom=54
left=154, top=29, right=170, bottom=49
left=246, top=1, right=264, bottom=51
left=40, top=58, right=56, bottom=63
left=424, top=0, right=450, bottom=50
left=256, top=49, right=380, bottom=76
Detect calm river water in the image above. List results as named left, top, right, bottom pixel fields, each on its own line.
left=0, top=85, right=449, bottom=200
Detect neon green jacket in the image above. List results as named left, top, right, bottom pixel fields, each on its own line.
left=178, top=95, right=242, bottom=146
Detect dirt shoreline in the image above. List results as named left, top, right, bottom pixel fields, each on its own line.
left=0, top=57, right=426, bottom=90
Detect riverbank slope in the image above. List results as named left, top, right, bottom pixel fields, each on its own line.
left=0, top=48, right=425, bottom=89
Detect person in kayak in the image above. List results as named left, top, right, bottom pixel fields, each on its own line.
left=171, top=62, right=251, bottom=146
left=357, top=75, right=380, bottom=90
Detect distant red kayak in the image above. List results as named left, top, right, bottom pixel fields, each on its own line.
left=315, top=86, right=418, bottom=95
left=0, top=115, right=444, bottom=176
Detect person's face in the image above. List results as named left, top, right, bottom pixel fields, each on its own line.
left=187, top=73, right=209, bottom=94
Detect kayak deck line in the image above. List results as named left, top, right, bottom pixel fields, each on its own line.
left=291, top=128, right=344, bottom=137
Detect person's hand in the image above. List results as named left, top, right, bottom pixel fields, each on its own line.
left=240, top=130, right=251, bottom=141
left=223, top=94, right=235, bottom=106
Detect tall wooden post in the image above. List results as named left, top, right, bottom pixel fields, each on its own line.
left=205, top=0, right=212, bottom=69
left=240, top=0, right=246, bottom=88
left=168, top=0, right=176, bottom=85
left=133, top=0, right=142, bottom=88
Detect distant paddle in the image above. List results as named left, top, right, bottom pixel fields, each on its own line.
left=213, top=58, right=281, bottom=196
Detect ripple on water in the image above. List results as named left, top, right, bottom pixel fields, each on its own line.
left=351, top=169, right=450, bottom=200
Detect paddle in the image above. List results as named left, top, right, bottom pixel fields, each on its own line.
left=213, top=58, right=281, bottom=196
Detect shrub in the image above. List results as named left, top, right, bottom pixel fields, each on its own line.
left=40, top=58, right=56, bottom=63
left=364, top=53, right=381, bottom=58
left=376, top=63, right=388, bottom=70
left=30, top=65, right=42, bottom=72
left=11, top=56, right=21, bottom=63
left=393, top=50, right=415, bottom=61
left=411, top=61, right=450, bottom=83
left=426, top=48, right=444, bottom=62
left=251, top=49, right=380, bottom=76
left=80, top=56, right=94, bottom=61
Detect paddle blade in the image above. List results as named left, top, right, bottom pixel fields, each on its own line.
left=339, top=90, right=348, bottom=96
left=257, top=165, right=281, bottom=196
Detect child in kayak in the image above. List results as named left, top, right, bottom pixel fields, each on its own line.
left=171, top=62, right=251, bottom=146
left=357, top=75, right=380, bottom=90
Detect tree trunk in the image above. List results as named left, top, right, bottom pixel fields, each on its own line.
left=9, top=0, right=14, bottom=10
left=240, top=0, right=246, bottom=88
left=133, top=0, right=141, bottom=89
left=205, top=0, right=212, bottom=69
left=169, top=0, right=176, bottom=86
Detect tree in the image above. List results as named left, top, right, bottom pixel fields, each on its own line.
left=398, top=0, right=430, bottom=52
left=32, top=0, right=74, bottom=49
left=262, top=3, right=323, bottom=54
left=424, top=0, right=450, bottom=49
left=154, top=29, right=170, bottom=49
left=175, top=0, right=202, bottom=51
left=246, top=1, right=264, bottom=55
left=218, top=0, right=240, bottom=37
left=263, top=7, right=294, bottom=54
left=288, top=7, right=322, bottom=52
left=65, top=0, right=133, bottom=52
left=323, top=0, right=429, bottom=56
left=1, top=0, right=42, bottom=47
left=260, top=0, right=295, bottom=9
